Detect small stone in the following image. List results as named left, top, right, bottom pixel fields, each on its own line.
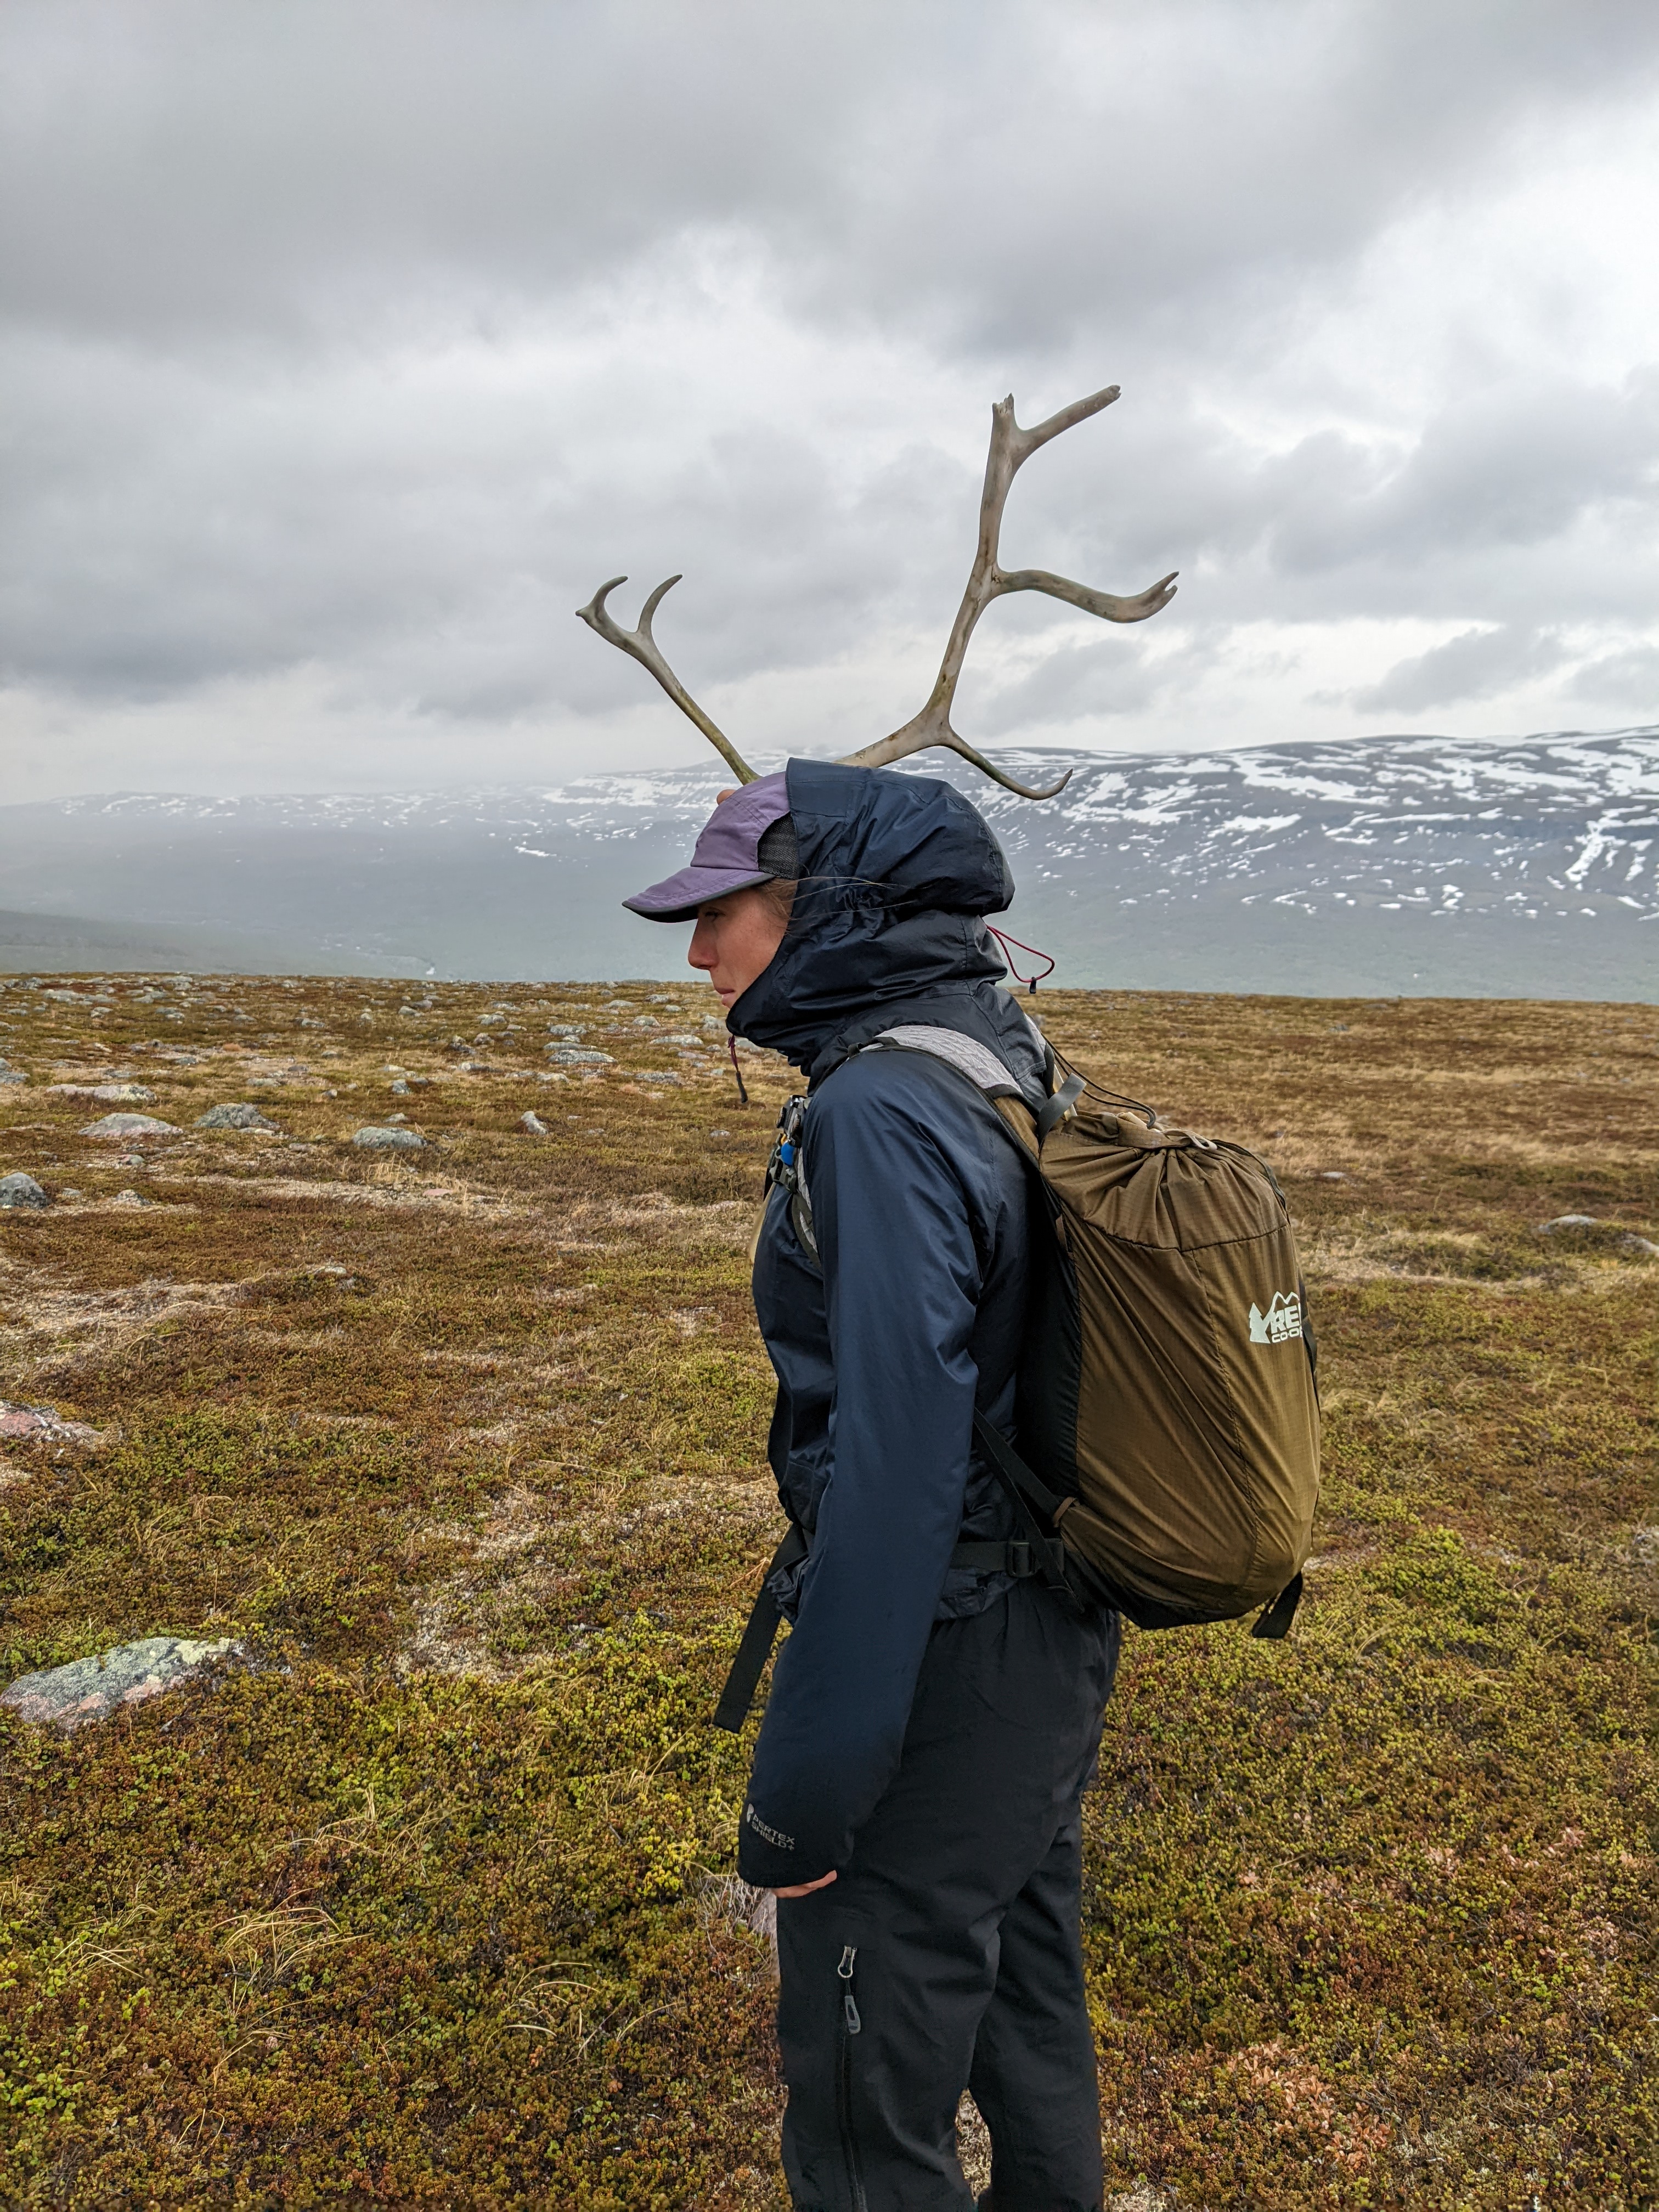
left=1621, top=1233, right=1659, bottom=1258
left=2, top=1635, right=242, bottom=1729
left=92, top=1082, right=155, bottom=1103
left=633, top=1070, right=681, bottom=1086
left=81, top=1113, right=178, bottom=1139
left=548, top=1047, right=613, bottom=1066
left=389, top=1079, right=410, bottom=1094
left=58, top=1187, right=82, bottom=1199
left=352, top=1126, right=426, bottom=1152
left=1538, top=1214, right=1599, bottom=1233
left=196, top=1103, right=280, bottom=1131
left=709, top=1129, right=731, bottom=1137
left=111, top=1188, right=150, bottom=1207
left=119, top=1153, right=145, bottom=1167
left=520, top=1111, right=549, bottom=1134
left=0, top=1172, right=49, bottom=1210
left=0, top=1400, right=102, bottom=1444
left=0, top=1070, right=27, bottom=1086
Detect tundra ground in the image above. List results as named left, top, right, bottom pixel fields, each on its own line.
left=0, top=973, right=1654, bottom=2209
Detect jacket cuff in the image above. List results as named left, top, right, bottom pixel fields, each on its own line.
left=735, top=1796, right=826, bottom=1889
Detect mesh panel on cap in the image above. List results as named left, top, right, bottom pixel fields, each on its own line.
left=756, top=815, right=800, bottom=879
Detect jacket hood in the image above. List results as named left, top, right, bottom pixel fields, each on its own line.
left=730, top=759, right=1048, bottom=1097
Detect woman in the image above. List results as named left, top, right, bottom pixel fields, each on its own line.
left=626, top=759, right=1121, bottom=2212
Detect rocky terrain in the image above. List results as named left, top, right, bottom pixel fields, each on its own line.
left=0, top=969, right=1654, bottom=2206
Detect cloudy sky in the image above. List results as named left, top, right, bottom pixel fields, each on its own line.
left=3, top=0, right=1658, bottom=801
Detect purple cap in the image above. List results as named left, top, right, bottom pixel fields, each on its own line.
left=623, top=771, right=792, bottom=922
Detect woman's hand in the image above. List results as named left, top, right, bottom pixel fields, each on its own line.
left=770, top=1870, right=838, bottom=1901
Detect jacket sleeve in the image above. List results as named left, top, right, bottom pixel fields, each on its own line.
left=735, top=1055, right=988, bottom=1888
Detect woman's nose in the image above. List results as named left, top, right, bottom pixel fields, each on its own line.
left=687, top=922, right=715, bottom=970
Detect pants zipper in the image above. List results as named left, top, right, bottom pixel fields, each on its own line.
left=835, top=1943, right=867, bottom=2211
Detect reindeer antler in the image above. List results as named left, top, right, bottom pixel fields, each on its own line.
left=576, top=386, right=1175, bottom=800
left=575, top=574, right=758, bottom=786
left=836, top=386, right=1177, bottom=798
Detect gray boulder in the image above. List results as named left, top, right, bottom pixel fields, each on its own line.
left=0, top=1172, right=49, bottom=1210
left=352, top=1125, right=426, bottom=1152
left=196, top=1102, right=280, bottom=1131
left=80, top=1113, right=178, bottom=1139
left=2, top=1635, right=241, bottom=1729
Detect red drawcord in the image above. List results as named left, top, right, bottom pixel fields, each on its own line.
left=986, top=926, right=1056, bottom=994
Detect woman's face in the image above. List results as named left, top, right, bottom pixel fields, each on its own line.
left=688, top=883, right=792, bottom=1008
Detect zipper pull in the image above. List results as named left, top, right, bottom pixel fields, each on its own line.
left=837, top=1944, right=861, bottom=2035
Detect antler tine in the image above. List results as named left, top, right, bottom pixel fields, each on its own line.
left=932, top=732, right=1075, bottom=800
left=838, top=385, right=1177, bottom=794
left=575, top=575, right=758, bottom=786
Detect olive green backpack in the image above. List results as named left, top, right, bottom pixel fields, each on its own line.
left=713, top=1026, right=1320, bottom=1731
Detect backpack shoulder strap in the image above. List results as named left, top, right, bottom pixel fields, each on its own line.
left=864, top=1025, right=1081, bottom=1155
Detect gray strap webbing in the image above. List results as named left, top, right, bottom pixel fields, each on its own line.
left=1037, top=1069, right=1085, bottom=1136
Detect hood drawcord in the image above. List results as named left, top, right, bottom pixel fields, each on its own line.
left=986, top=925, right=1055, bottom=994
left=729, top=1033, right=751, bottom=1106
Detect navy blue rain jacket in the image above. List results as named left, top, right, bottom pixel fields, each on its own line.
left=730, top=760, right=1051, bottom=1889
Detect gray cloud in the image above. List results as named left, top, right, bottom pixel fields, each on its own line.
left=3, top=0, right=1659, bottom=794
left=1351, top=624, right=1568, bottom=712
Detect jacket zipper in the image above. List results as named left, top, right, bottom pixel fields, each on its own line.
left=835, top=1943, right=867, bottom=2211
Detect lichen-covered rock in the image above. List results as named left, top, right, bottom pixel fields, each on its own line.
left=1536, top=1213, right=1658, bottom=1257
left=0, top=1172, right=49, bottom=1210
left=548, top=1046, right=612, bottom=1065
left=352, top=1125, right=426, bottom=1152
left=196, top=1102, right=280, bottom=1131
left=2, top=1635, right=241, bottom=1728
left=0, top=1401, right=104, bottom=1445
left=80, top=1113, right=178, bottom=1139
left=47, top=1082, right=155, bottom=1101
left=520, top=1110, right=549, bottom=1134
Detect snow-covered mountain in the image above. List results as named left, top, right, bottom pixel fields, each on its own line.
left=1, top=729, right=1654, bottom=999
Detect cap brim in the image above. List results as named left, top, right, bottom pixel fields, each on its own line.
left=622, top=865, right=773, bottom=923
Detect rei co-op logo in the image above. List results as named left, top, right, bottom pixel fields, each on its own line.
left=1248, top=1290, right=1304, bottom=1346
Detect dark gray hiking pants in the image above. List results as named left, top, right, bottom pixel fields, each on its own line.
left=775, top=1581, right=1121, bottom=2212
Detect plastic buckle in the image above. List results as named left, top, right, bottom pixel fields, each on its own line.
left=1007, top=1541, right=1034, bottom=1579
